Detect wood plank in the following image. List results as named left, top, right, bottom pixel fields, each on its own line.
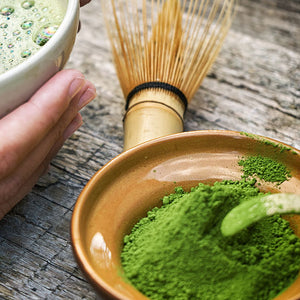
left=0, top=0, right=299, bottom=299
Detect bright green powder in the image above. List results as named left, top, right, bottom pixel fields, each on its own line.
left=238, top=155, right=291, bottom=185
left=121, top=179, right=300, bottom=300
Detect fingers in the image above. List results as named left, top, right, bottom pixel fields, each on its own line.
left=0, top=71, right=96, bottom=217
left=0, top=69, right=93, bottom=179
left=0, top=118, right=74, bottom=219
left=0, top=113, right=83, bottom=219
left=17, top=79, right=95, bottom=179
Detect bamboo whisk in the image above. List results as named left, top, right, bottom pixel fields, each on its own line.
left=102, top=0, right=236, bottom=150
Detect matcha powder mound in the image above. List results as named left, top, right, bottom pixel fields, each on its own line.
left=238, top=155, right=291, bottom=184
left=121, top=180, right=300, bottom=300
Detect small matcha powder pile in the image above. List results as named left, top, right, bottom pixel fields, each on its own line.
left=121, top=179, right=300, bottom=300
left=238, top=155, right=291, bottom=185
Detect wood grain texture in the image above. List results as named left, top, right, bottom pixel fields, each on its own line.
left=0, top=0, right=299, bottom=299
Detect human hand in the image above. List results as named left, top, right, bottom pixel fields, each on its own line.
left=0, top=69, right=96, bottom=220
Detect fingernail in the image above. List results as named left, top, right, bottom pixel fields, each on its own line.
left=78, top=87, right=97, bottom=109
left=64, top=113, right=83, bottom=139
left=69, top=76, right=85, bottom=98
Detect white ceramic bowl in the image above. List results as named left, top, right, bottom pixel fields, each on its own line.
left=0, top=0, right=80, bottom=117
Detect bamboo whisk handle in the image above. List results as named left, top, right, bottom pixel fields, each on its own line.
left=123, top=90, right=186, bottom=151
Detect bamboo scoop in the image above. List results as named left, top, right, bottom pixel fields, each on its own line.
left=221, top=193, right=300, bottom=237
left=102, top=0, right=236, bottom=150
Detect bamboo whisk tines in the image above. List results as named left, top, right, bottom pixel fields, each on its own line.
left=102, top=0, right=236, bottom=150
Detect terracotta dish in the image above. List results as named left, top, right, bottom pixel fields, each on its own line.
left=71, top=130, right=300, bottom=300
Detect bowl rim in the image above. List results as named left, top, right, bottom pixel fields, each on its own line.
left=71, top=129, right=300, bottom=299
left=0, top=0, right=79, bottom=81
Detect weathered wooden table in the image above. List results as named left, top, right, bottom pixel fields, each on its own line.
left=0, top=0, right=299, bottom=299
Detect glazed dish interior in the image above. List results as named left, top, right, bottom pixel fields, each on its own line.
left=71, top=131, right=300, bottom=300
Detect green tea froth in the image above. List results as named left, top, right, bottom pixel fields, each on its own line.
left=0, top=0, right=65, bottom=74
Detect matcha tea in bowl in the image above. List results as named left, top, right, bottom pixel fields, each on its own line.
left=0, top=0, right=79, bottom=117
left=71, top=130, right=300, bottom=300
